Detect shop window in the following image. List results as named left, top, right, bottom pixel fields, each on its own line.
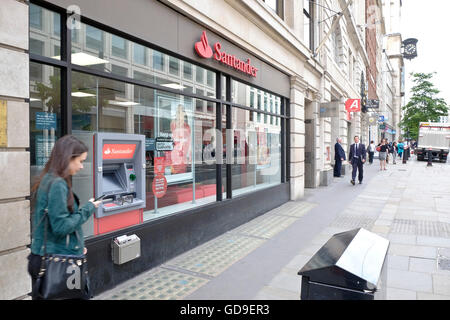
left=183, top=62, right=193, bottom=80
left=196, top=66, right=204, bottom=84
left=207, top=70, right=215, bottom=87
left=133, top=43, right=147, bottom=66
left=231, top=107, right=281, bottom=197
left=153, top=50, right=165, bottom=71
left=71, top=71, right=220, bottom=224
left=112, top=35, right=128, bottom=59
left=29, top=4, right=43, bottom=30
left=169, top=57, right=180, bottom=76
left=86, top=25, right=104, bottom=54
left=29, top=4, right=61, bottom=60
left=29, top=63, right=62, bottom=184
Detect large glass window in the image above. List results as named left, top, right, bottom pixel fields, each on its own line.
left=71, top=71, right=221, bottom=221
left=70, top=21, right=215, bottom=99
left=231, top=108, right=281, bottom=196
left=29, top=3, right=286, bottom=237
left=29, top=4, right=61, bottom=60
left=29, top=62, right=62, bottom=184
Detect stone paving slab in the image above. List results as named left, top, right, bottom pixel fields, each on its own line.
left=387, top=268, right=433, bottom=293
left=386, top=287, right=417, bottom=300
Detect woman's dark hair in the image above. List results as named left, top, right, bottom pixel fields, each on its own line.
left=31, top=135, right=88, bottom=212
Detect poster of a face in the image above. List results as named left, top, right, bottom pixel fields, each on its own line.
left=165, top=104, right=191, bottom=174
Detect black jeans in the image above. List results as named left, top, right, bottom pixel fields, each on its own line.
left=368, top=152, right=374, bottom=164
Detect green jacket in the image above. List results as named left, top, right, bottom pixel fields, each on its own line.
left=31, top=172, right=95, bottom=256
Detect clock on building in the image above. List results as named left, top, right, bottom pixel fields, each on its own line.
left=402, top=38, right=418, bottom=60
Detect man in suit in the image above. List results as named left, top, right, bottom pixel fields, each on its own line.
left=334, top=137, right=346, bottom=177
left=348, top=135, right=366, bottom=185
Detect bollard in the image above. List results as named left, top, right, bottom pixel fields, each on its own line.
left=427, top=148, right=433, bottom=167
left=402, top=149, right=407, bottom=164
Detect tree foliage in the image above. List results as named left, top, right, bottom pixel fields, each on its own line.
left=400, top=72, right=448, bottom=140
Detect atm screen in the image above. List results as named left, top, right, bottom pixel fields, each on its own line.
left=103, top=172, right=124, bottom=193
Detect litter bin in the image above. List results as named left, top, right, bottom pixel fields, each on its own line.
left=297, top=228, right=389, bottom=300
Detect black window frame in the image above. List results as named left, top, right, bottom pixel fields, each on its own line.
left=303, top=0, right=315, bottom=51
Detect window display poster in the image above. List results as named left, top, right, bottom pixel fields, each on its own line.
left=165, top=104, right=191, bottom=174
left=35, top=112, right=57, bottom=130
left=35, top=135, right=56, bottom=166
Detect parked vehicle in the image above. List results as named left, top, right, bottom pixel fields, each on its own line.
left=415, top=122, right=450, bottom=163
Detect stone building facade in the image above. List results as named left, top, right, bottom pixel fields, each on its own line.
left=0, top=0, right=403, bottom=299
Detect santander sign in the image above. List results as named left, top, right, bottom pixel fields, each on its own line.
left=194, top=31, right=258, bottom=78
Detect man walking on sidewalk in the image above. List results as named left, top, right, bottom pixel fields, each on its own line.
left=334, top=137, right=346, bottom=177
left=348, top=135, right=366, bottom=185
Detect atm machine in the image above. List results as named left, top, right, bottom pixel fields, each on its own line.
left=93, top=132, right=146, bottom=235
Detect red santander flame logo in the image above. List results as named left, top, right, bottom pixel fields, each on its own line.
left=194, top=31, right=258, bottom=78
left=195, top=31, right=213, bottom=59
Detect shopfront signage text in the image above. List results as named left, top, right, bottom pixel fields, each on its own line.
left=103, top=143, right=137, bottom=159
left=194, top=31, right=258, bottom=78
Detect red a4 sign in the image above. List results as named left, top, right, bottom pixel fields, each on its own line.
left=345, top=99, right=361, bottom=112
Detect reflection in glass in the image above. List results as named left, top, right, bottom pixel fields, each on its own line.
left=71, top=71, right=220, bottom=221
left=29, top=62, right=62, bottom=184
left=29, top=4, right=61, bottom=60
left=231, top=108, right=281, bottom=196
left=69, top=21, right=215, bottom=99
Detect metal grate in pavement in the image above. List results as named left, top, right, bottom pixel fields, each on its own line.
left=391, top=219, right=450, bottom=238
left=165, top=234, right=265, bottom=277
left=329, top=215, right=376, bottom=230
left=100, top=268, right=208, bottom=300
left=232, top=215, right=298, bottom=239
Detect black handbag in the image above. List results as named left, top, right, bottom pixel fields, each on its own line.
left=31, top=181, right=92, bottom=300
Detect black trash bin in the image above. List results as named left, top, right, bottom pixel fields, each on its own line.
left=298, top=228, right=389, bottom=300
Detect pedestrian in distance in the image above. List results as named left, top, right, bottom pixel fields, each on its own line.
left=367, top=140, right=376, bottom=164
left=334, top=137, right=346, bottom=177
left=385, top=139, right=389, bottom=163
left=28, top=135, right=102, bottom=300
left=377, top=138, right=388, bottom=171
left=348, top=135, right=366, bottom=185
left=397, top=140, right=404, bottom=160
left=391, top=141, right=398, bottom=164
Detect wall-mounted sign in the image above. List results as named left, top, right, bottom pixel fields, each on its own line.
left=367, top=99, right=379, bottom=109
left=145, top=138, right=156, bottom=151
left=0, top=100, right=6, bottom=147
left=194, top=31, right=259, bottom=77
left=155, top=136, right=174, bottom=151
left=378, top=115, right=385, bottom=123
left=35, top=112, right=57, bottom=130
left=345, top=99, right=361, bottom=112
left=319, top=101, right=339, bottom=118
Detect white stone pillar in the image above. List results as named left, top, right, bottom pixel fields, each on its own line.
left=289, top=77, right=306, bottom=200
left=0, top=0, right=31, bottom=300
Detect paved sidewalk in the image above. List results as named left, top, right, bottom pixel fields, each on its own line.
left=95, top=157, right=450, bottom=300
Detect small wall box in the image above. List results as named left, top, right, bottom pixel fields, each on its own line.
left=112, top=234, right=141, bottom=265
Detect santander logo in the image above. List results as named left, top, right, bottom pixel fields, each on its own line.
left=194, top=31, right=258, bottom=78
left=195, top=31, right=213, bottom=59
left=102, top=144, right=136, bottom=159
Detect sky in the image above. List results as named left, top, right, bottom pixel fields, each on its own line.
left=401, top=1, right=450, bottom=108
